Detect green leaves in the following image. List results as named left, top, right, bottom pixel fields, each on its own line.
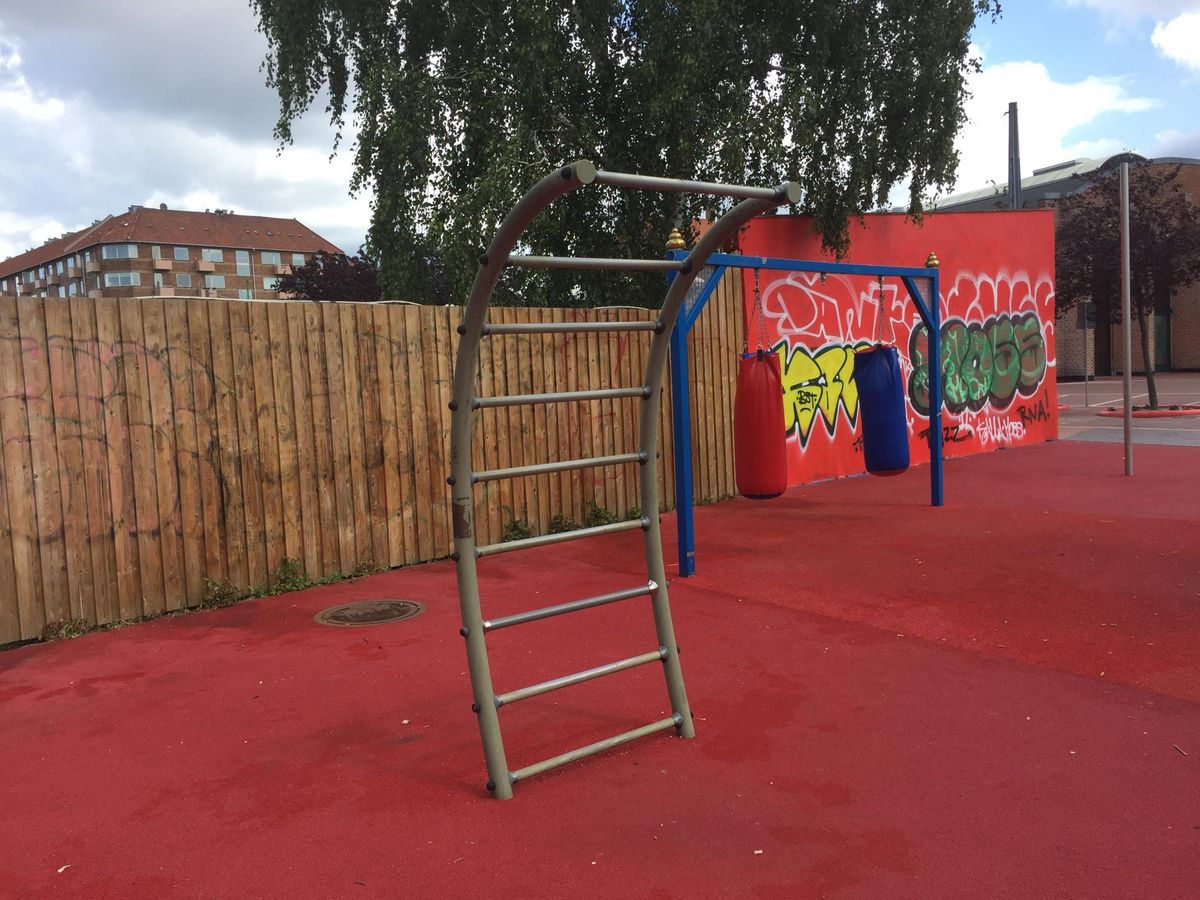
left=253, top=0, right=1000, bottom=306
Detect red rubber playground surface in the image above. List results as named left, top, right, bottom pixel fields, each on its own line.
left=2, top=440, right=1199, bottom=898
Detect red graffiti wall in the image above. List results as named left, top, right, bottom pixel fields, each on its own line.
left=737, top=211, right=1057, bottom=485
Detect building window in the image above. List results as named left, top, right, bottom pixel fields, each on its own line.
left=292, top=252, right=305, bottom=266
left=56, top=286, right=67, bottom=298
left=261, top=251, right=281, bottom=266
left=84, top=251, right=92, bottom=263
left=0, top=279, right=6, bottom=291
left=235, top=249, right=251, bottom=276
left=101, top=244, right=138, bottom=260
left=68, top=256, right=76, bottom=270
left=153, top=272, right=164, bottom=290
left=176, top=273, right=192, bottom=288
left=174, top=246, right=189, bottom=261
left=201, top=248, right=224, bottom=263
left=263, top=276, right=281, bottom=291
left=67, top=282, right=78, bottom=297
left=104, top=272, right=142, bottom=287
left=151, top=245, right=161, bottom=260
left=238, top=289, right=253, bottom=300
left=38, top=266, right=46, bottom=278
left=204, top=274, right=226, bottom=289
left=56, top=260, right=65, bottom=275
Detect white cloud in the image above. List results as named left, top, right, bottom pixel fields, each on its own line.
left=0, top=12, right=370, bottom=265
left=1151, top=11, right=1200, bottom=69
left=934, top=50, right=1157, bottom=199
left=0, top=35, right=63, bottom=121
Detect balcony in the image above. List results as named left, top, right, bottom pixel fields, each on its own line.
left=87, top=289, right=103, bottom=299
left=274, top=264, right=292, bottom=276
left=85, top=261, right=100, bottom=274
left=197, top=260, right=215, bottom=273
left=153, top=259, right=173, bottom=271
left=47, top=273, right=62, bottom=286
left=155, top=287, right=175, bottom=297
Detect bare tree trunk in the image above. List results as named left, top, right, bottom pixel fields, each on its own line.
left=1138, top=307, right=1158, bottom=409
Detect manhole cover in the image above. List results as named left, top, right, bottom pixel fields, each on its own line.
left=314, top=600, right=425, bottom=627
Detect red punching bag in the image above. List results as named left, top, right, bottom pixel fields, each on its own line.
left=735, top=349, right=788, bottom=499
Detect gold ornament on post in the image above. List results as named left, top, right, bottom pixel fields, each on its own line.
left=925, top=251, right=940, bottom=268
left=665, top=227, right=686, bottom=251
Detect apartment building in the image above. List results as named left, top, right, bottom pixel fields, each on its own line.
left=0, top=205, right=343, bottom=301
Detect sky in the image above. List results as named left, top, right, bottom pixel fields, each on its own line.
left=0, top=1, right=1197, bottom=263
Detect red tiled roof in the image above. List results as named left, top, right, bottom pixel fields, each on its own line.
left=0, top=207, right=344, bottom=278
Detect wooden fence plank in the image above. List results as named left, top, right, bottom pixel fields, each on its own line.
left=387, top=306, right=419, bottom=564
left=371, top=305, right=403, bottom=568
left=248, top=304, right=284, bottom=585
left=338, top=305, right=372, bottom=568
left=357, top=304, right=389, bottom=568
left=208, top=301, right=248, bottom=591
left=163, top=300, right=204, bottom=607
left=267, top=303, right=303, bottom=569
left=304, top=303, right=340, bottom=576
left=69, top=298, right=117, bottom=625
left=402, top=306, right=433, bottom=560
left=419, top=307, right=448, bottom=552
left=43, top=298, right=95, bottom=622
left=17, top=301, right=69, bottom=624
left=140, top=300, right=185, bottom=611
left=188, top=300, right=226, bottom=587
left=0, top=298, right=42, bottom=639
left=96, top=300, right=142, bottom=620
left=285, top=304, right=321, bottom=577
left=116, top=300, right=163, bottom=616
left=473, top=310, right=500, bottom=546
left=229, top=302, right=267, bottom=590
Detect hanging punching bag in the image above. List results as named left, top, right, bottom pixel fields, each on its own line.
left=735, top=349, right=788, bottom=499
left=853, top=344, right=910, bottom=476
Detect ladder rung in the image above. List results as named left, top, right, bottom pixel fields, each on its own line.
left=509, top=714, right=683, bottom=784
left=473, top=452, right=645, bottom=483
left=484, top=581, right=657, bottom=632
left=482, top=320, right=661, bottom=335
left=593, top=169, right=780, bottom=200
left=507, top=255, right=685, bottom=272
left=473, top=387, right=649, bottom=409
left=476, top=517, right=648, bottom=558
left=495, top=647, right=666, bottom=708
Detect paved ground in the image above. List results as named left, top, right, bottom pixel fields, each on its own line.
left=1058, top=372, right=1200, bottom=447
left=1, top=441, right=1198, bottom=898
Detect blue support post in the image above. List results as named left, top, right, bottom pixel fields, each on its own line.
left=668, top=323, right=696, bottom=576
left=928, top=267, right=944, bottom=506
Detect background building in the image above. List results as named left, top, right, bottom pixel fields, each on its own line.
left=934, top=153, right=1200, bottom=376
left=0, top=206, right=343, bottom=302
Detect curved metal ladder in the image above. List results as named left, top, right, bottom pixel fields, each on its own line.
left=449, top=160, right=800, bottom=798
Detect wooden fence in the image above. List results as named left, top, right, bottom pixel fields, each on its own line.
left=0, top=274, right=742, bottom=643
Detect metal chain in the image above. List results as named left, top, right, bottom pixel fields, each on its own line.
left=754, top=268, right=767, bottom=352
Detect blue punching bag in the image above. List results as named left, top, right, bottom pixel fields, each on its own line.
left=853, top=344, right=910, bottom=476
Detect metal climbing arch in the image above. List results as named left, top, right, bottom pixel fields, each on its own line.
left=448, top=160, right=800, bottom=798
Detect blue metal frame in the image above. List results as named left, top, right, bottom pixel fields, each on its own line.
left=666, top=251, right=943, bottom=578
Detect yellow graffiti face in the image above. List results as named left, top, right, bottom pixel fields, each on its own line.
left=774, top=341, right=866, bottom=445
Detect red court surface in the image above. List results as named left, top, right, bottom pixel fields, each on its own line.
left=2, top=440, right=1199, bottom=899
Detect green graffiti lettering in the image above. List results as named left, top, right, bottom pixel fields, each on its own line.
left=908, top=312, right=1047, bottom=417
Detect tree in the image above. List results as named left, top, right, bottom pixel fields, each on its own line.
left=1055, top=162, right=1200, bottom=408
left=253, top=0, right=1001, bottom=307
left=275, top=249, right=382, bottom=302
